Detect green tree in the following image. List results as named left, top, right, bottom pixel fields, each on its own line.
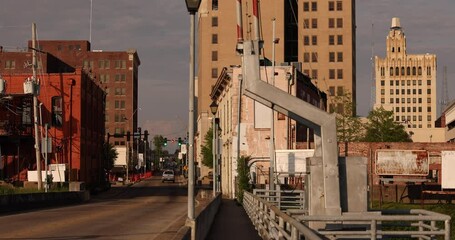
left=236, top=155, right=252, bottom=203
left=201, top=126, right=214, bottom=168
left=364, top=106, right=412, bottom=142
left=153, top=135, right=166, bottom=169
left=101, top=142, right=118, bottom=170
left=331, top=92, right=364, bottom=142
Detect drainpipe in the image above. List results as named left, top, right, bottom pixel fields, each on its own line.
left=67, top=79, right=75, bottom=182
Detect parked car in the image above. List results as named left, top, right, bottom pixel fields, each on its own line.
left=162, top=170, right=175, bottom=183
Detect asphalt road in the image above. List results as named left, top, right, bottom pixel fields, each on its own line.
left=0, top=176, right=190, bottom=240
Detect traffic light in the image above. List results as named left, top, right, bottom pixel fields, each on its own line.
left=144, top=130, right=148, bottom=141
left=178, top=137, right=182, bottom=146
left=163, top=138, right=168, bottom=146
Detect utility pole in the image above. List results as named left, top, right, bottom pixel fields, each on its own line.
left=32, top=23, right=43, bottom=190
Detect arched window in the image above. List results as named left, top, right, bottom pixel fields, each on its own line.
left=395, top=67, right=399, bottom=76
left=392, top=47, right=395, bottom=52
left=412, top=67, right=416, bottom=75
left=390, top=67, right=394, bottom=76
left=418, top=67, right=422, bottom=75
left=407, top=67, right=411, bottom=75
left=401, top=67, right=405, bottom=75
left=398, top=47, right=401, bottom=52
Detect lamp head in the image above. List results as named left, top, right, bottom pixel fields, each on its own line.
left=210, top=101, right=218, bottom=115
left=185, top=0, right=201, bottom=14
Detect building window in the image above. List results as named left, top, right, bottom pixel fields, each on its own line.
left=114, top=88, right=126, bottom=95
left=304, top=52, right=310, bottom=62
left=115, top=74, right=126, bottom=82
left=418, top=67, right=422, bottom=75
left=329, top=86, right=335, bottom=96
left=380, top=80, right=385, bottom=86
left=312, top=36, right=317, bottom=45
left=83, top=60, right=94, bottom=69
left=396, top=89, right=399, bottom=95
left=390, top=67, right=393, bottom=76
left=329, top=52, right=335, bottom=62
left=396, top=107, right=399, bottom=112
left=407, top=80, right=411, bottom=86
left=212, top=51, right=218, bottom=61
left=427, top=66, right=431, bottom=76
left=115, top=100, right=126, bottom=109
left=390, top=98, right=394, bottom=103
left=337, top=52, right=343, bottom=62
left=336, top=18, right=343, bottom=28
left=381, top=89, right=385, bottom=95
left=100, top=74, right=110, bottom=83
left=428, top=107, right=431, bottom=112
left=427, top=89, right=431, bottom=94
left=304, top=36, right=310, bottom=45
left=304, top=19, right=310, bottom=29
left=329, top=69, right=335, bottom=79
left=303, top=2, right=309, bottom=11
left=337, top=86, right=344, bottom=96
left=211, top=68, right=218, bottom=78
left=51, top=96, right=63, bottom=127
left=381, top=98, right=385, bottom=104
left=412, top=67, right=416, bottom=75
left=418, top=89, right=422, bottom=94
left=427, top=80, right=431, bottom=86
left=329, top=35, right=335, bottom=45
left=212, top=16, right=218, bottom=27
left=337, top=69, right=343, bottom=79
left=390, top=89, right=394, bottom=95
left=336, top=1, right=343, bottom=10
left=212, top=0, right=218, bottom=10
left=407, top=67, right=411, bottom=75
left=395, top=67, right=399, bottom=76
left=115, top=60, right=126, bottom=69
left=311, top=2, right=317, bottom=11
left=427, top=98, right=431, bottom=103
left=212, top=34, right=218, bottom=44
left=99, top=60, right=110, bottom=69
left=401, top=89, right=405, bottom=95
left=311, top=19, right=318, bottom=28
left=328, top=1, right=335, bottom=11
left=337, top=35, right=343, bottom=45
left=401, top=67, right=405, bottom=75
left=311, top=52, right=318, bottom=62
left=4, top=60, right=15, bottom=69
left=329, top=18, right=335, bottom=28
left=311, top=69, right=318, bottom=79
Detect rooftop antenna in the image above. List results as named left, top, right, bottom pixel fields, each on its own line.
left=370, top=22, right=376, bottom=112
left=440, top=66, right=449, bottom=113
left=89, top=0, right=93, bottom=44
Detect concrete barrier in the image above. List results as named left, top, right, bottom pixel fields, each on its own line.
left=0, top=191, right=90, bottom=213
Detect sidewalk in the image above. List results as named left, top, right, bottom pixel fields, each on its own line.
left=206, top=198, right=261, bottom=240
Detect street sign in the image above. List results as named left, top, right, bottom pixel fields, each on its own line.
left=181, top=144, right=187, bottom=154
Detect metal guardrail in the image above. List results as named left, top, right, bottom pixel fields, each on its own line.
left=243, top=191, right=451, bottom=240
left=252, top=189, right=305, bottom=211
left=244, top=191, right=322, bottom=240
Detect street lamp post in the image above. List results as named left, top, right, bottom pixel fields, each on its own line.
left=185, top=0, right=201, bottom=236
left=210, top=101, right=218, bottom=197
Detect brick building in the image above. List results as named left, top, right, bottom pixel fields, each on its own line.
left=0, top=40, right=140, bottom=145
left=210, top=65, right=327, bottom=198
left=0, top=70, right=105, bottom=186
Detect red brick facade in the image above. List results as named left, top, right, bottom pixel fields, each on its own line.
left=0, top=70, right=105, bottom=186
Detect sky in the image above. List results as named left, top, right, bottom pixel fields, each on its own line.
left=1, top=0, right=454, bottom=145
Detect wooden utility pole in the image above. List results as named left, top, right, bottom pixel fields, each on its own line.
left=32, top=23, right=43, bottom=190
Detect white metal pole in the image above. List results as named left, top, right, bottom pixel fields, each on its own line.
left=269, top=18, right=276, bottom=191
left=188, top=11, right=196, bottom=221
left=212, top=117, right=216, bottom=197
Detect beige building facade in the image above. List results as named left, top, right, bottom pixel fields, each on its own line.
left=196, top=0, right=356, bottom=176
left=374, top=18, right=443, bottom=142
left=210, top=65, right=326, bottom=198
